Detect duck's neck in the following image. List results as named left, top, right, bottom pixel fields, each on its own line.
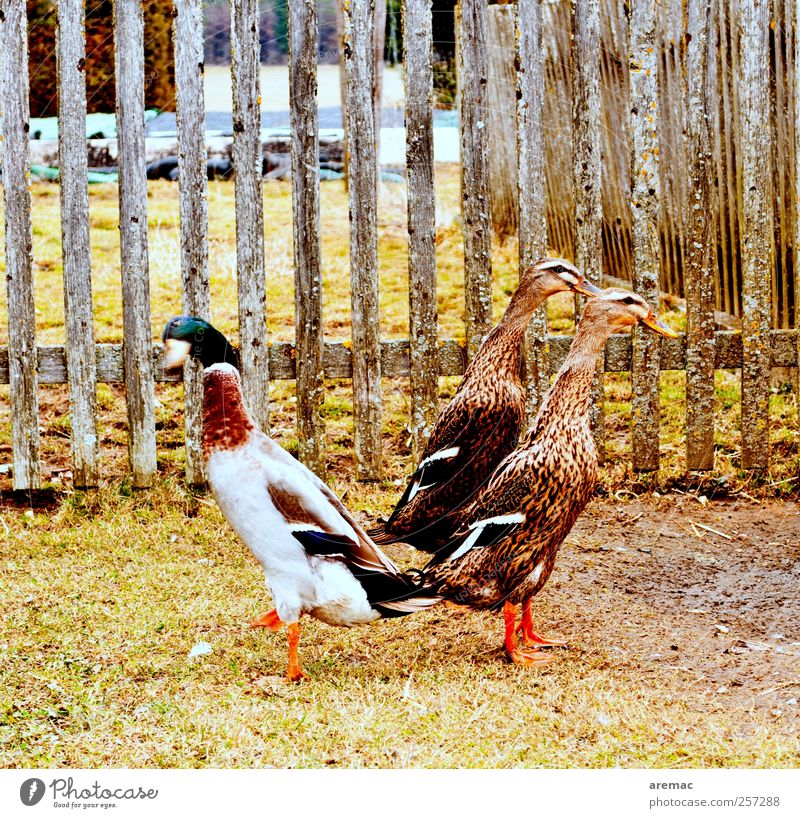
left=523, top=313, right=611, bottom=440
left=468, top=276, right=549, bottom=381
left=195, top=325, right=239, bottom=370
left=202, top=371, right=254, bottom=455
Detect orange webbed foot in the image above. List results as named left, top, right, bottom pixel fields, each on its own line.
left=519, top=598, right=569, bottom=650
left=250, top=608, right=283, bottom=631
left=507, top=647, right=556, bottom=667
left=520, top=631, right=569, bottom=650
left=286, top=667, right=307, bottom=683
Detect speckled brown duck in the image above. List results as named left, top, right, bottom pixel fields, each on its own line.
left=370, top=258, right=602, bottom=552
left=419, top=289, right=677, bottom=665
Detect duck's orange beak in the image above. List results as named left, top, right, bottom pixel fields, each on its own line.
left=572, top=278, right=603, bottom=298
left=640, top=312, right=679, bottom=338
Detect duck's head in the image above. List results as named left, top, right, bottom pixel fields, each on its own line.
left=162, top=316, right=238, bottom=372
left=581, top=288, right=679, bottom=337
left=523, top=257, right=604, bottom=299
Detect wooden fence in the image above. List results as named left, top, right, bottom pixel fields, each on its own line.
left=0, top=0, right=797, bottom=492
left=528, top=0, right=797, bottom=331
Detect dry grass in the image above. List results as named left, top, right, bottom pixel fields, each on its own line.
left=2, top=484, right=798, bottom=768
left=0, top=169, right=799, bottom=768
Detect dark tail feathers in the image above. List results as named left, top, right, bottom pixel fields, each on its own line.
left=352, top=565, right=440, bottom=618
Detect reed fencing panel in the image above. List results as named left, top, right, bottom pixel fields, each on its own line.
left=0, top=0, right=797, bottom=491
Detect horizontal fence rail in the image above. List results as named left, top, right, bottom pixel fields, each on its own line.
left=1, top=0, right=798, bottom=489
left=2, top=331, right=798, bottom=385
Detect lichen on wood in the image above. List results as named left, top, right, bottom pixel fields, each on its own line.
left=289, top=0, right=326, bottom=476
left=736, top=0, right=773, bottom=470
left=516, top=0, right=549, bottom=422
left=571, top=0, right=604, bottom=458
left=684, top=0, right=716, bottom=471
left=628, top=0, right=661, bottom=472
left=458, top=0, right=493, bottom=360
left=114, top=0, right=156, bottom=487
left=2, top=0, right=41, bottom=490
left=173, top=0, right=210, bottom=486
left=344, top=0, right=383, bottom=479
left=403, top=0, right=439, bottom=459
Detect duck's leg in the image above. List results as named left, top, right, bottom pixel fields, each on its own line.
left=519, top=597, right=568, bottom=649
left=250, top=608, right=283, bottom=631
left=503, top=601, right=553, bottom=666
left=286, top=622, right=305, bottom=682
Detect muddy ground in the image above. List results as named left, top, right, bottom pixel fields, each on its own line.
left=545, top=493, right=800, bottom=714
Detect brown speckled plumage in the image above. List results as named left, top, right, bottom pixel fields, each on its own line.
left=373, top=258, right=601, bottom=552
left=423, top=349, right=599, bottom=608
left=420, top=290, right=676, bottom=662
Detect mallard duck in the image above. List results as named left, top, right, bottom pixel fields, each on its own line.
left=370, top=258, right=602, bottom=552
left=163, top=341, right=440, bottom=681
left=419, top=289, right=677, bottom=665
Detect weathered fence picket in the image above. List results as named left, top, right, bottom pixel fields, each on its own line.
left=796, top=0, right=800, bottom=387
left=289, top=0, right=326, bottom=476
left=628, top=0, right=662, bottom=472
left=516, top=0, right=550, bottom=421
left=2, top=0, right=41, bottom=491
left=57, top=0, right=98, bottom=489
left=345, top=0, right=383, bottom=480
left=114, top=0, right=156, bottom=488
left=173, top=0, right=210, bottom=486
left=737, top=0, right=773, bottom=470
left=571, top=0, right=605, bottom=458
left=457, top=0, right=493, bottom=360
left=487, top=4, right=517, bottom=238
left=403, top=0, right=439, bottom=460
left=231, top=0, right=270, bottom=433
left=684, top=0, right=717, bottom=472
left=715, top=0, right=740, bottom=321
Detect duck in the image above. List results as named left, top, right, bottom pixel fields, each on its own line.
left=163, top=335, right=440, bottom=682
left=370, top=257, right=602, bottom=552
left=418, top=289, right=677, bottom=665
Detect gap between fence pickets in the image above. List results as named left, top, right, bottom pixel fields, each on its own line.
left=4, top=331, right=798, bottom=385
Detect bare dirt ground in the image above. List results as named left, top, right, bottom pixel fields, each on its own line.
left=551, top=494, right=800, bottom=715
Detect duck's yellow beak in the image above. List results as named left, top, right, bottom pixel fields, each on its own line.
left=572, top=278, right=603, bottom=298
left=640, top=312, right=679, bottom=338
left=163, top=338, right=192, bottom=371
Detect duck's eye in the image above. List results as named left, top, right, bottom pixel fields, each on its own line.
left=622, top=296, right=636, bottom=306
left=554, top=265, right=565, bottom=274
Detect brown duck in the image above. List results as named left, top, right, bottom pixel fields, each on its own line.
left=371, top=258, right=601, bottom=552
left=419, top=289, right=677, bottom=665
